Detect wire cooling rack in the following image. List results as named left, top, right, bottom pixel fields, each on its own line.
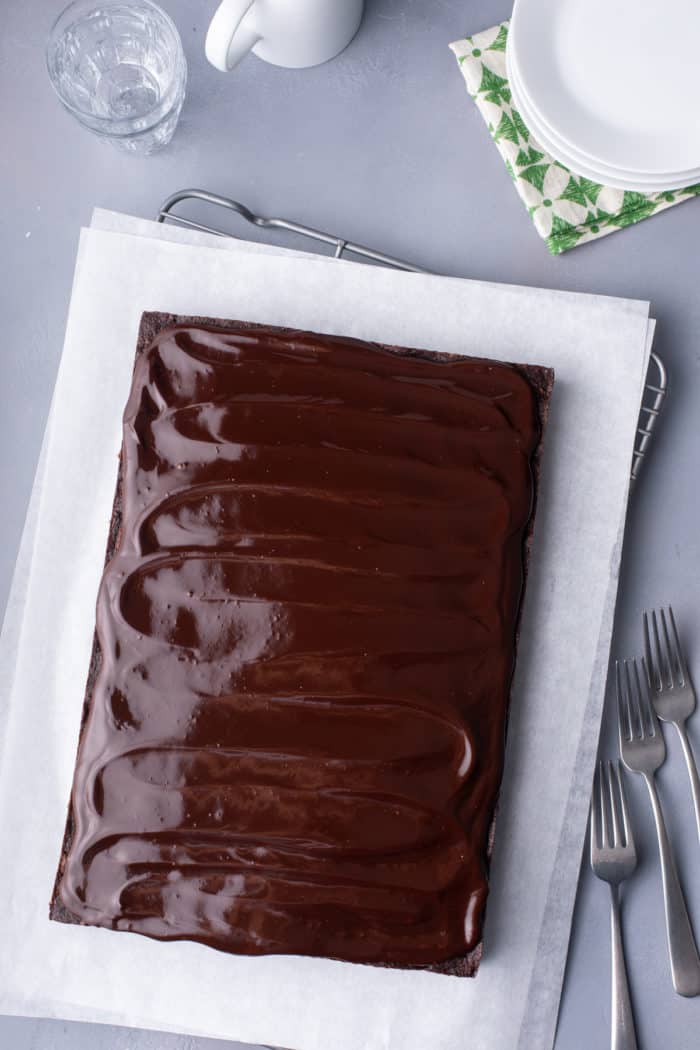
left=157, top=188, right=667, bottom=484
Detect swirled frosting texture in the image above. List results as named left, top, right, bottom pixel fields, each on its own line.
left=55, top=320, right=543, bottom=969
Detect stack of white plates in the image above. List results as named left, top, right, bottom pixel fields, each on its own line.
left=508, top=0, right=700, bottom=192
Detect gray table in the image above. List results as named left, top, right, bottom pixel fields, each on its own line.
left=3, top=0, right=700, bottom=1047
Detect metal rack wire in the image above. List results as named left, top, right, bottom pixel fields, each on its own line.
left=157, top=188, right=429, bottom=271
left=632, top=352, right=667, bottom=483
left=157, top=188, right=667, bottom=483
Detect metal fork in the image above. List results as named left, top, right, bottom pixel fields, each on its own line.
left=590, top=760, right=639, bottom=1050
left=617, top=657, right=700, bottom=997
left=644, top=606, right=700, bottom=841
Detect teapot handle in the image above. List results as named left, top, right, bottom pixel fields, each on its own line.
left=205, top=0, right=261, bottom=72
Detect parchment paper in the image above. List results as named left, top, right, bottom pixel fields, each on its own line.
left=0, top=220, right=652, bottom=1050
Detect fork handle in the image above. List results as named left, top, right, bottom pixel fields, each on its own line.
left=675, top=722, right=700, bottom=843
left=609, top=885, right=638, bottom=1050
left=644, top=774, right=700, bottom=996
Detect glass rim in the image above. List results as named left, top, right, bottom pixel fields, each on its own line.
left=46, top=0, right=186, bottom=132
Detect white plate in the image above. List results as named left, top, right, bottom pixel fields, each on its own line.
left=509, top=69, right=700, bottom=192
left=507, top=42, right=700, bottom=187
left=510, top=0, right=700, bottom=174
left=507, top=47, right=700, bottom=193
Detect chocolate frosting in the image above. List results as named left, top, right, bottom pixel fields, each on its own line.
left=55, top=320, right=542, bottom=968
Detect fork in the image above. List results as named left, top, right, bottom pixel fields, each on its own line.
left=590, top=760, right=639, bottom=1050
left=644, top=606, right=700, bottom=842
left=617, top=657, right=700, bottom=997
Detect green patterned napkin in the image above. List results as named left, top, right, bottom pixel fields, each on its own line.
left=450, top=22, right=700, bottom=254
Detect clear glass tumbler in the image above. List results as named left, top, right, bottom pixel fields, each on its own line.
left=46, top=0, right=187, bottom=154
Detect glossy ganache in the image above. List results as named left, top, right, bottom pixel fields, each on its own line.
left=54, top=319, right=543, bottom=970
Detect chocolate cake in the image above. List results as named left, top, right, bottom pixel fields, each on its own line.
left=51, top=313, right=553, bottom=976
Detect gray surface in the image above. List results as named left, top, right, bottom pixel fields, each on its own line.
left=2, top=0, right=700, bottom=1047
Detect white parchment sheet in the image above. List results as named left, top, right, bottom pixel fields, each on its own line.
left=0, top=222, right=651, bottom=1050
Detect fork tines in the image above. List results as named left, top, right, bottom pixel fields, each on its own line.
left=617, top=657, right=659, bottom=742
left=591, top=760, right=633, bottom=855
left=644, top=606, right=689, bottom=691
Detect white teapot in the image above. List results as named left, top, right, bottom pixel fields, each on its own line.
left=206, top=0, right=365, bottom=71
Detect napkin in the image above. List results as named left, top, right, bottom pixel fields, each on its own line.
left=450, top=22, right=700, bottom=254
left=0, top=217, right=652, bottom=1050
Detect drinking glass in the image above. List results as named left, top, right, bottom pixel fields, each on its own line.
left=46, top=0, right=187, bottom=154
